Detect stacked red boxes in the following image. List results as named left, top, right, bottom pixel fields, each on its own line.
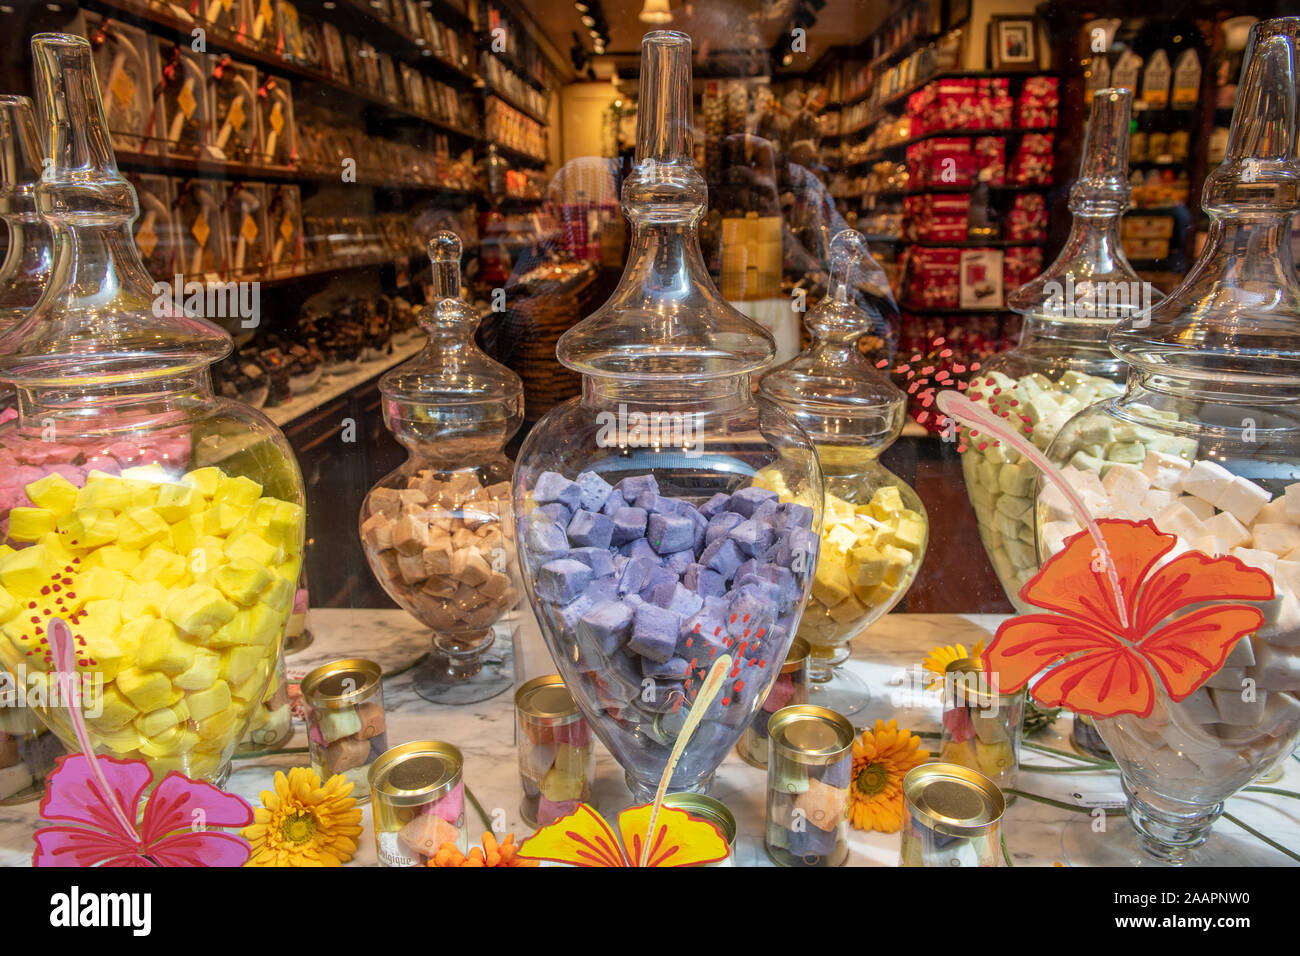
left=1015, top=76, right=1059, bottom=129
left=1006, top=194, right=1047, bottom=241
left=904, top=194, right=971, bottom=241
left=1010, top=133, right=1054, bottom=184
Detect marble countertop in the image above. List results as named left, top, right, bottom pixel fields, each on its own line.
left=2, top=609, right=1297, bottom=867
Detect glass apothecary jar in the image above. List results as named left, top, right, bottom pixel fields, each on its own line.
left=0, top=95, right=51, bottom=369
left=512, top=31, right=822, bottom=802
left=759, top=230, right=927, bottom=716
left=359, top=233, right=523, bottom=705
left=960, top=88, right=1152, bottom=611
left=0, top=35, right=306, bottom=787
left=1042, top=18, right=1300, bottom=864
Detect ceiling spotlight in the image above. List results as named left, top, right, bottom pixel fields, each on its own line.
left=575, top=1, right=589, bottom=10
left=590, top=29, right=602, bottom=40
left=581, top=14, right=594, bottom=26
left=639, top=0, right=673, bottom=24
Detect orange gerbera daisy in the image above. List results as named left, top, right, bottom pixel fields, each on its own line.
left=848, top=719, right=929, bottom=833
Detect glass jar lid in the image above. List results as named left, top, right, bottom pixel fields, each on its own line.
left=0, top=94, right=49, bottom=341
left=379, top=232, right=523, bottom=455
left=1110, top=18, right=1300, bottom=386
left=1007, top=87, right=1153, bottom=329
left=555, top=31, right=776, bottom=382
left=759, top=229, right=905, bottom=449
left=0, top=34, right=231, bottom=388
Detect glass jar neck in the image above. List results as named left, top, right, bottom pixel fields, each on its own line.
left=583, top=371, right=752, bottom=408
left=11, top=367, right=214, bottom=434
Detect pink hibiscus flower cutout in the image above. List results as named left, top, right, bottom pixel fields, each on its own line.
left=30, top=618, right=254, bottom=867
left=34, top=758, right=254, bottom=867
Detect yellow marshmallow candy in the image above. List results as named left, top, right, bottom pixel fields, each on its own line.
left=186, top=680, right=232, bottom=723
left=165, top=585, right=237, bottom=640
left=174, top=647, right=221, bottom=691
left=23, top=473, right=80, bottom=516
left=7, top=507, right=56, bottom=543
left=214, top=558, right=273, bottom=606
left=137, top=619, right=196, bottom=676
left=115, top=666, right=181, bottom=713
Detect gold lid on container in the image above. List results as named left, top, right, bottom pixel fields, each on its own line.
left=768, top=705, right=854, bottom=765
left=369, top=740, right=463, bottom=805
left=661, top=793, right=737, bottom=848
left=515, top=674, right=580, bottom=723
left=781, top=637, right=811, bottom=675
left=903, top=762, right=1005, bottom=839
left=944, top=657, right=1007, bottom=707
left=301, top=658, right=382, bottom=709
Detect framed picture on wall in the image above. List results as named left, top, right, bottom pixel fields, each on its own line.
left=990, top=15, right=1038, bottom=70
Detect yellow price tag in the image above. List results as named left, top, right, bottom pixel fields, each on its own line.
left=109, top=69, right=136, bottom=110
left=279, top=215, right=295, bottom=242
left=191, top=213, right=210, bottom=249
left=228, top=97, right=246, bottom=133
left=177, top=82, right=197, bottom=121
left=241, top=214, right=259, bottom=245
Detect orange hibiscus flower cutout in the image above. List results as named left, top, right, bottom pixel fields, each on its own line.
left=985, top=519, right=1273, bottom=719
left=517, top=803, right=729, bottom=867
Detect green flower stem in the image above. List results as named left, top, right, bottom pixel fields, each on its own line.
left=465, top=783, right=492, bottom=833
left=1021, top=740, right=1115, bottom=767
left=1001, top=831, right=1014, bottom=867
left=233, top=746, right=310, bottom=761
left=1020, top=764, right=1119, bottom=774
left=1221, top=812, right=1300, bottom=864
left=1243, top=786, right=1300, bottom=800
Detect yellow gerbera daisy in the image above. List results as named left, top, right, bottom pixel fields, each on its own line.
left=242, top=767, right=364, bottom=867
left=849, top=719, right=929, bottom=833
left=921, top=640, right=985, bottom=689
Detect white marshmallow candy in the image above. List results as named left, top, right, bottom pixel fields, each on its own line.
left=1214, top=475, right=1273, bottom=525
left=1178, top=459, right=1236, bottom=504
left=1210, top=687, right=1268, bottom=726
left=1251, top=522, right=1300, bottom=556
left=1142, top=449, right=1192, bottom=490
left=1230, top=547, right=1278, bottom=576
left=1179, top=495, right=1217, bottom=521
left=1155, top=500, right=1209, bottom=542
left=1201, top=510, right=1252, bottom=551
left=1254, top=496, right=1295, bottom=525
left=1286, top=482, right=1300, bottom=518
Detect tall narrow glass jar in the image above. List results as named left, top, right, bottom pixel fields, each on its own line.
left=1044, top=18, right=1300, bottom=864
left=759, top=230, right=927, bottom=716
left=0, top=34, right=305, bottom=786
left=0, top=95, right=52, bottom=409
left=960, top=89, right=1155, bottom=611
left=360, top=233, right=524, bottom=704
left=512, top=31, right=822, bottom=802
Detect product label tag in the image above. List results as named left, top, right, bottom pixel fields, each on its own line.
left=177, top=82, right=197, bottom=121
left=241, top=213, right=259, bottom=245
left=109, top=69, right=136, bottom=110
left=269, top=101, right=284, bottom=135
left=137, top=221, right=158, bottom=259
left=280, top=214, right=295, bottom=243
left=228, top=96, right=246, bottom=133
left=1069, top=791, right=1126, bottom=809
left=191, top=212, right=210, bottom=248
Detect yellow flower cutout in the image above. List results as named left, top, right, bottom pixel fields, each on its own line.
left=849, top=719, right=929, bottom=834
left=242, top=767, right=364, bottom=867
left=518, top=803, right=729, bottom=867
left=922, top=640, right=985, bottom=690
